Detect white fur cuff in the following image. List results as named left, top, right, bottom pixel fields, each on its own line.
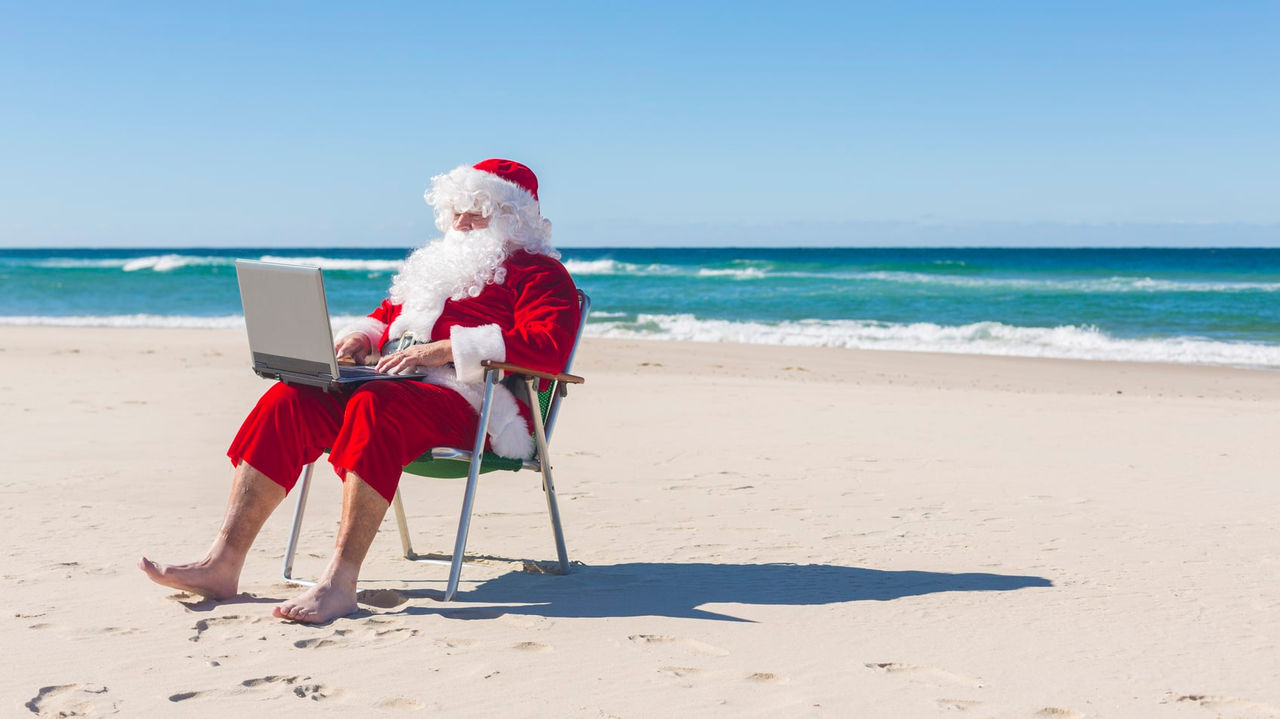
left=450, top=323, right=506, bottom=384
left=335, top=317, right=386, bottom=352
left=486, top=388, right=536, bottom=459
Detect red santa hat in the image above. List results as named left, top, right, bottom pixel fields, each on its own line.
left=472, top=158, right=538, bottom=200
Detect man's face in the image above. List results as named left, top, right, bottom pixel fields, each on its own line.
left=452, top=211, right=490, bottom=232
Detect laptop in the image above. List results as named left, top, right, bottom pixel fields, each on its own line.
left=234, top=259, right=427, bottom=391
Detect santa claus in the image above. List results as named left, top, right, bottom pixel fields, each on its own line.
left=139, top=159, right=579, bottom=624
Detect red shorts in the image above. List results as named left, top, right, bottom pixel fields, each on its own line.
left=227, top=381, right=479, bottom=504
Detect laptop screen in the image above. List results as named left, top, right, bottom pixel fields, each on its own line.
left=235, top=260, right=339, bottom=379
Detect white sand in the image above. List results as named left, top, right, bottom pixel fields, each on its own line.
left=3, top=327, right=1279, bottom=717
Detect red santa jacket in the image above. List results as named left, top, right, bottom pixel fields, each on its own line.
left=338, top=250, right=580, bottom=459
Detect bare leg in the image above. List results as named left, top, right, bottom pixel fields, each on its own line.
left=138, top=461, right=286, bottom=599
left=273, top=471, right=390, bottom=623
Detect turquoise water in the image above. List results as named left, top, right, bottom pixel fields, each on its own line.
left=3, top=247, right=1279, bottom=367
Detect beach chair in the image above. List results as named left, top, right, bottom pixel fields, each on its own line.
left=281, top=290, right=590, bottom=602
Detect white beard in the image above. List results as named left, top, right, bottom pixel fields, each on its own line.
left=386, top=227, right=511, bottom=342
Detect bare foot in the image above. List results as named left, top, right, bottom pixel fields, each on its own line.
left=138, top=556, right=239, bottom=600
left=273, top=581, right=359, bottom=624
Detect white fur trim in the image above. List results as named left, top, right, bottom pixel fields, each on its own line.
left=485, top=387, right=536, bottom=459
left=426, top=165, right=539, bottom=223
left=335, top=316, right=386, bottom=352
left=450, top=323, right=506, bottom=384
left=386, top=313, right=433, bottom=349
left=416, top=366, right=534, bottom=459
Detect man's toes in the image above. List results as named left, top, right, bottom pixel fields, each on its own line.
left=274, top=601, right=312, bottom=621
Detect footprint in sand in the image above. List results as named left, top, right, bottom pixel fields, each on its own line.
left=658, top=665, right=704, bottom=688
left=865, top=662, right=984, bottom=688
left=75, top=626, right=142, bottom=640
left=189, top=615, right=272, bottom=643
left=240, top=675, right=344, bottom=702
left=293, top=621, right=419, bottom=650
left=628, top=634, right=730, bottom=656
left=433, top=637, right=478, bottom=653
left=292, top=683, right=343, bottom=701
left=25, top=684, right=117, bottom=717
left=50, top=561, right=116, bottom=577
left=241, top=675, right=301, bottom=688
left=356, top=588, right=408, bottom=609
left=1175, top=694, right=1280, bottom=716
left=937, top=698, right=984, bottom=711
left=511, top=641, right=552, bottom=652
left=498, top=613, right=553, bottom=630
left=20, top=623, right=141, bottom=640
left=375, top=696, right=426, bottom=710
left=170, top=675, right=346, bottom=703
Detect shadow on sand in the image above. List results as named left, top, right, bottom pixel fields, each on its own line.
left=395, top=562, right=1052, bottom=622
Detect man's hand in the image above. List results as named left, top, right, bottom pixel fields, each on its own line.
left=376, top=339, right=454, bottom=375
left=334, top=333, right=372, bottom=365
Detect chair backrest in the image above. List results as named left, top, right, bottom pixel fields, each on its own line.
left=542, top=289, right=590, bottom=441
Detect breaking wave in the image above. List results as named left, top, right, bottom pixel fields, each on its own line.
left=0, top=313, right=373, bottom=332
left=21, top=254, right=403, bottom=273
left=846, top=271, right=1280, bottom=293
left=256, top=256, right=403, bottom=272
left=561, top=259, right=679, bottom=275
left=585, top=314, right=1280, bottom=368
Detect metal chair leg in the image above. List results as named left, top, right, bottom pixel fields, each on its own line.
left=391, top=488, right=415, bottom=559
left=443, top=369, right=498, bottom=602
left=281, top=462, right=316, bottom=584
left=527, top=377, right=570, bottom=573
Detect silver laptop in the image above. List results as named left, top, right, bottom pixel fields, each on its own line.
left=234, top=259, right=426, bottom=391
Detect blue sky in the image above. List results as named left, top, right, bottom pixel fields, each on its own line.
left=1, top=2, right=1277, bottom=247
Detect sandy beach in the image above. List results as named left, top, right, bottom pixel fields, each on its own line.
left=3, top=326, right=1279, bottom=718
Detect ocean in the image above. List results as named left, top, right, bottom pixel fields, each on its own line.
left=3, top=247, right=1279, bottom=368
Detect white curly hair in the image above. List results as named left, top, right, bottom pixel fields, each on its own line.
left=423, top=164, right=557, bottom=259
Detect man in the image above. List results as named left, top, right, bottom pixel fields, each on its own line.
left=139, top=159, right=580, bottom=623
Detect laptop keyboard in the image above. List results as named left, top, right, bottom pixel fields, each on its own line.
left=338, top=365, right=382, bottom=378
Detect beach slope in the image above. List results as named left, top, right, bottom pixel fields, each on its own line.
left=3, top=328, right=1279, bottom=717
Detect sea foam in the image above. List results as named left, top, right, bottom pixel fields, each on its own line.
left=847, top=271, right=1280, bottom=293
left=0, top=314, right=374, bottom=333
left=27, top=253, right=403, bottom=274
left=0, top=314, right=246, bottom=329
left=257, top=256, right=404, bottom=272
left=586, top=314, right=1280, bottom=368
left=561, top=259, right=679, bottom=276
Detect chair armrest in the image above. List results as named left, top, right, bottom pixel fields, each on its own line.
left=481, top=359, right=585, bottom=385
